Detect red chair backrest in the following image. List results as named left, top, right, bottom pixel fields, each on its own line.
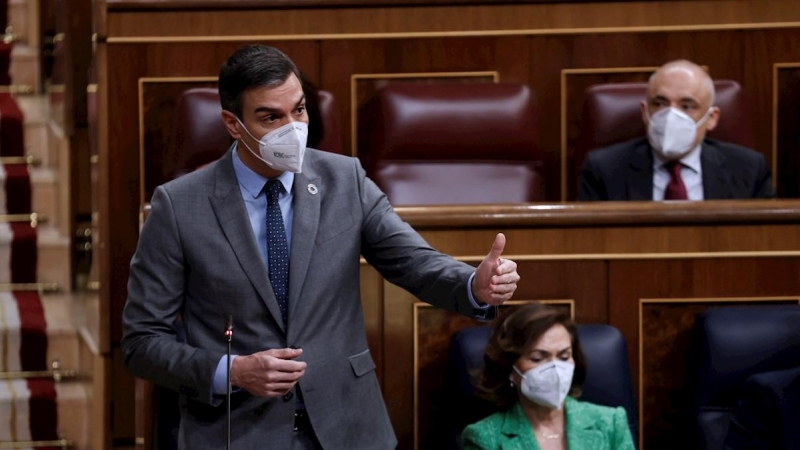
left=365, top=83, right=545, bottom=205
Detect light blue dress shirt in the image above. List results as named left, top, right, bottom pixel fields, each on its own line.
left=212, top=144, right=486, bottom=395
left=652, top=144, right=704, bottom=201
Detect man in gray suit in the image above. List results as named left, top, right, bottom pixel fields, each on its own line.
left=121, top=45, right=520, bottom=450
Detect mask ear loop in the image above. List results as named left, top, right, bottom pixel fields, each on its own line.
left=234, top=117, right=280, bottom=169
left=695, top=107, right=713, bottom=127
left=235, top=117, right=262, bottom=143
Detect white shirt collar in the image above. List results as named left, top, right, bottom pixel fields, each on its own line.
left=652, top=143, right=703, bottom=174
left=232, top=142, right=295, bottom=198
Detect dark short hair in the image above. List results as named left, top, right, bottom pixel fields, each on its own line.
left=476, top=304, right=587, bottom=409
left=218, top=45, right=301, bottom=118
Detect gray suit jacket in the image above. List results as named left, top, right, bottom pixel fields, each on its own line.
left=122, top=148, right=489, bottom=449
left=578, top=137, right=775, bottom=201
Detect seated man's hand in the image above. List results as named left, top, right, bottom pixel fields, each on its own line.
left=473, top=233, right=519, bottom=306
left=230, top=348, right=306, bottom=397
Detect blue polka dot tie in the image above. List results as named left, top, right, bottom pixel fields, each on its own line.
left=266, top=179, right=290, bottom=325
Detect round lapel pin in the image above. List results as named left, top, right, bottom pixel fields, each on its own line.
left=307, top=183, right=318, bottom=195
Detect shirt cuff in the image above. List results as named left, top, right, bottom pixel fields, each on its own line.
left=212, top=354, right=239, bottom=396
left=467, top=272, right=490, bottom=311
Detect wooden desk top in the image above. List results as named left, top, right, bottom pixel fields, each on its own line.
left=396, top=200, right=800, bottom=228
left=105, top=0, right=626, bottom=10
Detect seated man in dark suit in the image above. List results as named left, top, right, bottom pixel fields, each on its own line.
left=578, top=60, right=774, bottom=201
left=724, top=366, right=800, bottom=450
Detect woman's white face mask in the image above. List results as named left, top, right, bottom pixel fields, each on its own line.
left=646, top=106, right=712, bottom=159
left=513, top=360, right=575, bottom=410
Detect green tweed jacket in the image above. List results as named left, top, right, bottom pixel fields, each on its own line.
left=462, top=397, right=635, bottom=450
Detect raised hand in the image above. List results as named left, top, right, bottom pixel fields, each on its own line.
left=472, top=233, right=519, bottom=306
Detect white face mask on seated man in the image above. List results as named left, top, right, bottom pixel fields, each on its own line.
left=647, top=106, right=712, bottom=159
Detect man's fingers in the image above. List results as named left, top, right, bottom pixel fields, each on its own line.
left=486, top=233, right=506, bottom=261
left=264, top=367, right=306, bottom=382
left=264, top=347, right=303, bottom=360
left=264, top=381, right=298, bottom=393
left=491, top=272, right=519, bottom=285
left=494, top=258, right=517, bottom=276
left=490, top=283, right=516, bottom=295
left=490, top=292, right=514, bottom=302
left=264, top=357, right=307, bottom=373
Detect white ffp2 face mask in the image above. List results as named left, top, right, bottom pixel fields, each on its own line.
left=513, top=360, right=575, bottom=410
left=647, top=107, right=711, bottom=158
left=237, top=119, right=308, bottom=173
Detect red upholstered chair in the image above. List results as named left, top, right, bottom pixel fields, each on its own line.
left=572, top=80, right=754, bottom=199
left=365, top=83, right=544, bottom=206
left=165, top=86, right=343, bottom=181
left=166, top=88, right=232, bottom=181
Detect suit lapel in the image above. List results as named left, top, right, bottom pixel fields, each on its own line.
left=701, top=142, right=731, bottom=199
left=625, top=142, right=654, bottom=200
left=209, top=150, right=285, bottom=333
left=286, top=158, right=321, bottom=330
left=564, top=398, right=606, bottom=450
left=501, top=403, right=541, bottom=450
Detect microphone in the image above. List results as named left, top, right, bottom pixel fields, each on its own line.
left=225, top=315, right=234, bottom=450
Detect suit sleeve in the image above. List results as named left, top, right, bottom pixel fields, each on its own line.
left=578, top=153, right=608, bottom=201
left=610, top=406, right=636, bottom=450
left=724, top=377, right=775, bottom=450
left=121, top=186, right=222, bottom=406
left=752, top=154, right=776, bottom=199
left=354, top=158, right=495, bottom=320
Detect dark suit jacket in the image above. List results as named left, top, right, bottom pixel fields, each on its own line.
left=724, top=366, right=800, bottom=450
left=578, top=137, right=775, bottom=201
left=121, top=148, right=492, bottom=450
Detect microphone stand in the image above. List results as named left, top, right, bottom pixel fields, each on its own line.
left=225, top=316, right=234, bottom=450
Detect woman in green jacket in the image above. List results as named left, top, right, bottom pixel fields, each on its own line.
left=462, top=304, right=635, bottom=450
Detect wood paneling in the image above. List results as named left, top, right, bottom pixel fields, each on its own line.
left=49, top=0, right=93, bottom=132
left=608, top=258, right=800, bottom=450
left=102, top=1, right=800, bottom=39
left=103, top=0, right=662, bottom=10
left=320, top=37, right=528, bottom=159
left=775, top=66, right=800, bottom=197
left=78, top=332, right=110, bottom=450
left=639, top=299, right=797, bottom=450
left=109, top=32, right=800, bottom=205
left=374, top=236, right=800, bottom=450
left=742, top=30, right=800, bottom=189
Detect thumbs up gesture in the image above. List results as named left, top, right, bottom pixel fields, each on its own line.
left=473, top=233, right=520, bottom=306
